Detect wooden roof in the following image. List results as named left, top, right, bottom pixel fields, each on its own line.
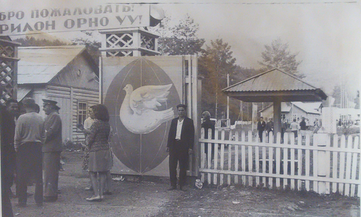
left=223, top=68, right=327, bottom=102
left=17, top=46, right=87, bottom=84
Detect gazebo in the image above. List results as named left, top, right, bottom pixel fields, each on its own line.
left=223, top=68, right=327, bottom=137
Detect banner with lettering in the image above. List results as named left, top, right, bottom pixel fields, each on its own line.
left=0, top=4, right=150, bottom=36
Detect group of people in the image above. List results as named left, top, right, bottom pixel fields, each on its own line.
left=257, top=116, right=310, bottom=142
left=1, top=97, right=62, bottom=216
left=257, top=117, right=274, bottom=142
left=1, top=101, right=197, bottom=215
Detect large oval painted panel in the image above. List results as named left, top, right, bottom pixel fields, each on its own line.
left=104, top=58, right=180, bottom=173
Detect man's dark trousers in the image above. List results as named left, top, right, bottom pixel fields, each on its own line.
left=16, top=142, right=43, bottom=205
left=169, top=141, right=188, bottom=188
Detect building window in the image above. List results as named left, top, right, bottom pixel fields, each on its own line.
left=78, top=102, right=87, bottom=125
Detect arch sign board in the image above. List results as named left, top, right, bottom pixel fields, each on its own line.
left=102, top=56, right=199, bottom=177
left=0, top=4, right=150, bottom=36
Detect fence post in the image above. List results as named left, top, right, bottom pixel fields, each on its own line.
left=313, top=133, right=330, bottom=194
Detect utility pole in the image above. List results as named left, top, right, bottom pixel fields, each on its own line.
left=227, top=73, right=230, bottom=120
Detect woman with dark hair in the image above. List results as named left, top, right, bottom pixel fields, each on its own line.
left=85, top=104, right=112, bottom=201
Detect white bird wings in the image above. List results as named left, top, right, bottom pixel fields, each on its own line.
left=129, top=84, right=172, bottom=115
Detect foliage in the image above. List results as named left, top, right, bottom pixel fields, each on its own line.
left=199, top=39, right=237, bottom=119
left=14, top=36, right=69, bottom=46
left=71, top=33, right=101, bottom=66
left=231, top=66, right=260, bottom=84
left=227, top=66, right=261, bottom=122
left=152, top=14, right=205, bottom=55
left=331, top=85, right=355, bottom=108
left=258, top=39, right=303, bottom=78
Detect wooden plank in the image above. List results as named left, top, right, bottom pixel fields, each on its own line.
left=220, top=131, right=225, bottom=185
left=358, top=136, right=361, bottom=197
left=275, top=133, right=281, bottom=188
left=227, top=144, right=232, bottom=185
left=313, top=137, right=318, bottom=194
left=344, top=136, right=353, bottom=196
left=262, top=146, right=266, bottom=187
left=241, top=131, right=246, bottom=185
left=200, top=168, right=360, bottom=184
left=326, top=148, right=331, bottom=195
left=207, top=141, right=212, bottom=183
left=198, top=138, right=360, bottom=153
left=290, top=135, right=295, bottom=190
left=255, top=144, right=260, bottom=187
left=338, top=135, right=346, bottom=195
left=297, top=132, right=303, bottom=191
left=283, top=133, right=289, bottom=190
left=73, top=87, right=99, bottom=95
left=305, top=134, right=310, bottom=191
left=213, top=130, right=219, bottom=185
left=332, top=135, right=338, bottom=193
left=268, top=132, right=274, bottom=189
left=248, top=131, right=253, bottom=187
left=200, top=128, right=205, bottom=183
left=350, top=136, right=359, bottom=197
left=228, top=131, right=233, bottom=185
left=269, top=145, right=274, bottom=189
left=48, top=85, right=71, bottom=91
left=234, top=131, right=239, bottom=184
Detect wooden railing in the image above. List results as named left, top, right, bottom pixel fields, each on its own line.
left=199, top=129, right=360, bottom=197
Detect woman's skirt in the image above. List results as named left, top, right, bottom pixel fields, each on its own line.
left=82, top=148, right=90, bottom=171
left=88, top=149, right=113, bottom=172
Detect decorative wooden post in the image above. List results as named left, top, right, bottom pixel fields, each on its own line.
left=0, top=37, right=20, bottom=209
left=0, top=38, right=20, bottom=105
left=313, top=133, right=330, bottom=194
left=99, top=28, right=160, bottom=57
left=273, top=99, right=282, bottom=142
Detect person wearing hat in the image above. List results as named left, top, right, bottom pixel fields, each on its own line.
left=42, top=99, right=62, bottom=202
left=14, top=97, right=45, bottom=207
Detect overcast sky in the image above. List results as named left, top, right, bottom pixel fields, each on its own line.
left=159, top=2, right=361, bottom=98
left=3, top=0, right=360, bottom=99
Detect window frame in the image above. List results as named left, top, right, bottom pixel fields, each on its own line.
left=78, top=101, right=87, bottom=125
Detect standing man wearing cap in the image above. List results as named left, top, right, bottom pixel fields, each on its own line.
left=42, top=99, right=62, bottom=202
left=166, top=104, right=194, bottom=191
left=14, top=97, right=45, bottom=207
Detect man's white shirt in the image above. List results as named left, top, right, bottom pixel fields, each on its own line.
left=175, top=118, right=184, bottom=140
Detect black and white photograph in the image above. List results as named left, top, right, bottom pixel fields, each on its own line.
left=0, top=0, right=360, bottom=216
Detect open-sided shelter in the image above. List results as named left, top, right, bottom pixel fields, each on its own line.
left=223, top=68, right=327, bottom=136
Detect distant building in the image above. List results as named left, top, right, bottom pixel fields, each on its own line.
left=17, top=46, right=99, bottom=144
left=260, top=102, right=322, bottom=127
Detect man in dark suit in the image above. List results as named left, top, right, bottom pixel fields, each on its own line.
left=257, top=117, right=266, bottom=142
left=166, top=104, right=194, bottom=191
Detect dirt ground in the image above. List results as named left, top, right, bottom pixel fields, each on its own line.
left=10, top=151, right=360, bottom=217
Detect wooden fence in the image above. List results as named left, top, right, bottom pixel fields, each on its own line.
left=199, top=129, right=360, bottom=197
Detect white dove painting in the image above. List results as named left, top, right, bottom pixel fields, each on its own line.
left=120, top=83, right=175, bottom=134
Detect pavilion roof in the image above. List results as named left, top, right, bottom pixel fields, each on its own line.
left=223, top=68, right=327, bottom=102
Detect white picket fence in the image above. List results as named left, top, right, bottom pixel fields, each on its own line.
left=199, top=129, right=361, bottom=197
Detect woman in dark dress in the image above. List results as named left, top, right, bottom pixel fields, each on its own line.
left=85, top=104, right=112, bottom=201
